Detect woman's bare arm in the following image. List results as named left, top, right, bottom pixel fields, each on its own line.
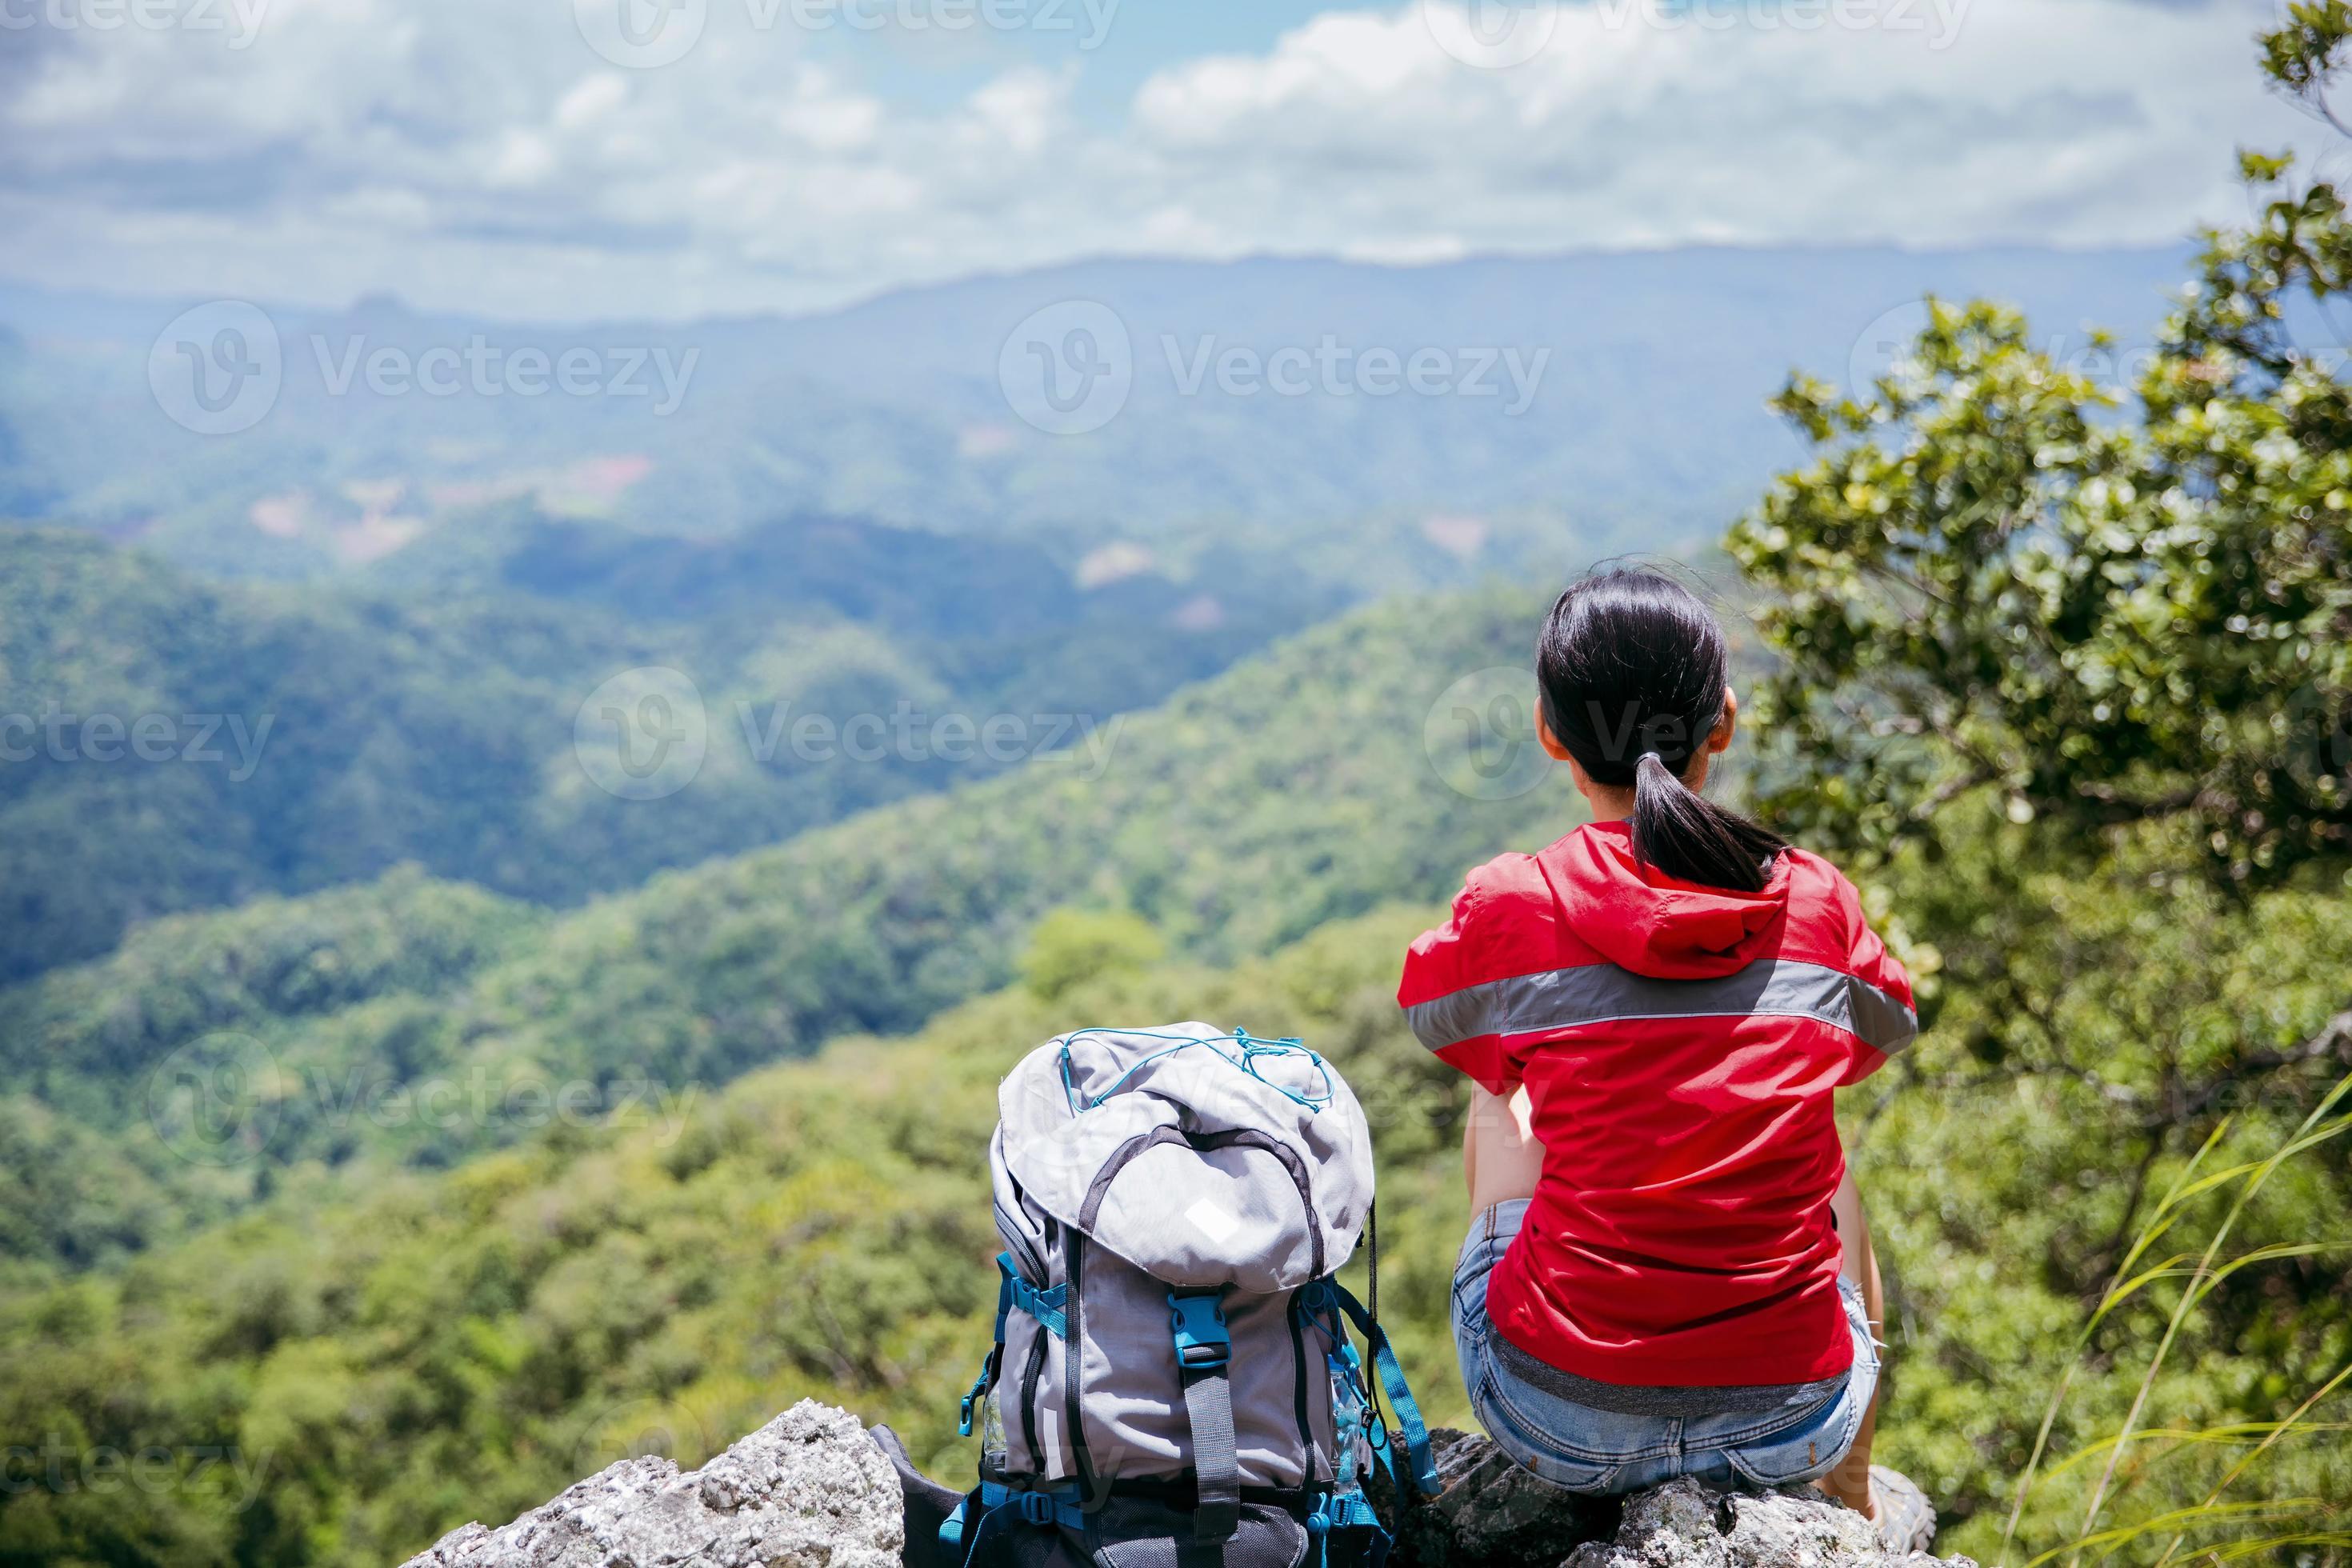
left=1463, top=1082, right=1544, bottom=1214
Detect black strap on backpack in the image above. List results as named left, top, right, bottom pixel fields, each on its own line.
left=1168, top=1286, right=1241, bottom=1540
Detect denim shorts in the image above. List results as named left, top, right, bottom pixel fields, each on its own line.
left=1451, top=1199, right=1879, bottom=1496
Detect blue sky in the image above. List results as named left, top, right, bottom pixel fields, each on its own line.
left=0, top=0, right=2328, bottom=321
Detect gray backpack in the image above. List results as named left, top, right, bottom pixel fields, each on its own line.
left=942, top=1026, right=1438, bottom=1568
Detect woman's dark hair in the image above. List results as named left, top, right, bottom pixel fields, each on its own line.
left=1536, top=568, right=1786, bottom=892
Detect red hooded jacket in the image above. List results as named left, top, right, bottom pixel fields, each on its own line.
left=1398, top=821, right=1916, bottom=1388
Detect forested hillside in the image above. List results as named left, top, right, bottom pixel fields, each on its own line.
left=9, top=910, right=1456, bottom=1568
left=0, top=518, right=1334, bottom=982
left=7, top=850, right=2348, bottom=1568
left=0, top=585, right=1564, bottom=1271
left=0, top=870, right=545, bottom=1273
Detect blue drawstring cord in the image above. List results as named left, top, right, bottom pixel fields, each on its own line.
left=1056, top=1026, right=1335, bottom=1116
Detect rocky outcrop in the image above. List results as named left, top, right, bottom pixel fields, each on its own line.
left=1561, top=1476, right=1961, bottom=1568
left=1391, top=1429, right=1968, bottom=1568
left=404, top=1405, right=1970, bottom=1568
left=401, top=1401, right=902, bottom=1568
left=1395, top=1426, right=1620, bottom=1567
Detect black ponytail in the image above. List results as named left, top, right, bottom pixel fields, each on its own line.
left=1537, top=569, right=1786, bottom=892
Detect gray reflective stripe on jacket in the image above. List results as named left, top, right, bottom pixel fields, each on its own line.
left=1402, top=957, right=1917, bottom=1058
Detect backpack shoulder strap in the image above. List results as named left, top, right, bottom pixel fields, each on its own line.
left=1311, top=1280, right=1441, bottom=1498
left=959, top=1254, right=1067, bottom=1437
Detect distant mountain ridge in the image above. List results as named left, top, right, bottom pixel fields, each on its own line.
left=0, top=244, right=2194, bottom=582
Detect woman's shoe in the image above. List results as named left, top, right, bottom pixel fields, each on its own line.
left=1869, top=1464, right=1938, bottom=1554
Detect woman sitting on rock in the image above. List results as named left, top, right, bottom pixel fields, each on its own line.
left=1398, top=568, right=1936, bottom=1553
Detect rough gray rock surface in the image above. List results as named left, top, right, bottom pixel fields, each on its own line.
left=402, top=1406, right=1970, bottom=1568
left=401, top=1400, right=902, bottom=1568
left=1394, top=1426, right=1620, bottom=1566
left=1374, top=1429, right=1974, bottom=1568
left=1554, top=1474, right=1974, bottom=1568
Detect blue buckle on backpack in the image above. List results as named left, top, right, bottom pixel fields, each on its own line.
left=958, top=1356, right=992, bottom=1438
left=1001, top=1254, right=1069, bottom=1338
left=1166, top=1288, right=1230, bottom=1368
left=1296, top=1276, right=1442, bottom=1499
left=941, top=1482, right=1085, bottom=1562
left=1309, top=1489, right=1382, bottom=1534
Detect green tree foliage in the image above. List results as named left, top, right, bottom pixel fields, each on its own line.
left=0, top=869, right=539, bottom=1274
left=1, top=586, right=1564, bottom=1272
left=6, top=878, right=2348, bottom=1568
left=1728, top=17, right=2352, bottom=885
left=1018, top=909, right=1167, bottom=1002
left=0, top=908, right=1453, bottom=1568
left=1724, top=18, right=2352, bottom=1560
left=1849, top=819, right=2352, bottom=1562
left=0, top=518, right=1329, bottom=984
left=2, top=868, right=540, bottom=1106
left=1728, top=287, right=2348, bottom=883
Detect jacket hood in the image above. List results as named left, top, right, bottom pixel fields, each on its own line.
left=1542, top=821, right=1790, bottom=978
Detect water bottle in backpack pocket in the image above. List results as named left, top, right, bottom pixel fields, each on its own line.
left=938, top=1025, right=1441, bottom=1568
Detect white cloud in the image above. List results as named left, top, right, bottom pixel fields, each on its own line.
left=485, top=129, right=559, bottom=189
left=555, top=72, right=630, bottom=130
left=774, top=66, right=882, bottom=151
left=0, top=0, right=2323, bottom=320
left=968, top=66, right=1070, bottom=155
left=1125, top=1, right=2305, bottom=257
